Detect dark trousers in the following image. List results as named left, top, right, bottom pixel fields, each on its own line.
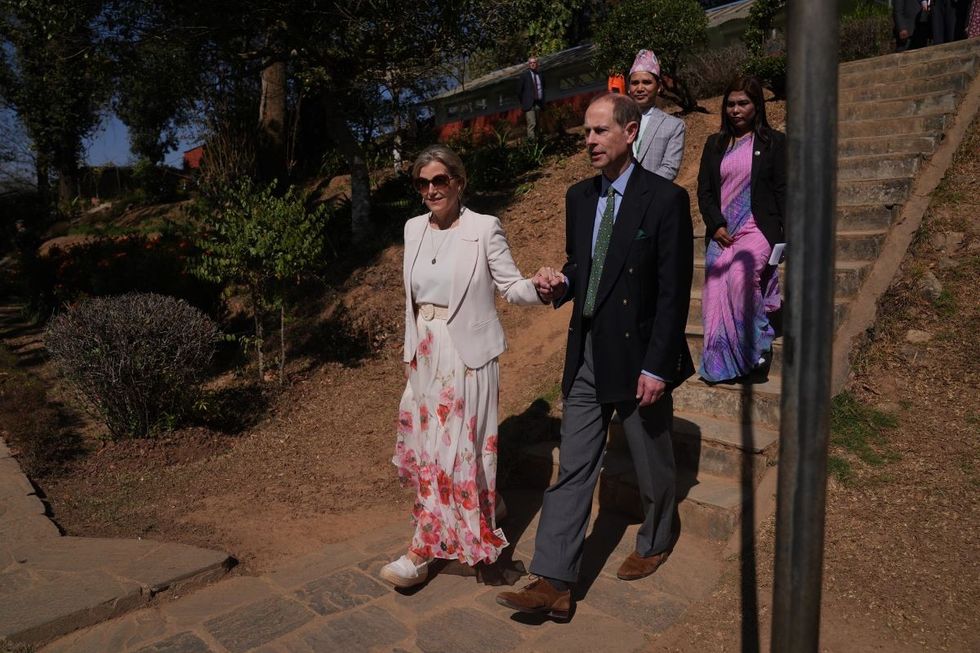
left=529, top=332, right=676, bottom=583
left=932, top=0, right=957, bottom=43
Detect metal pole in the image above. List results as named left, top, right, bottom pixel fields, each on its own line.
left=771, top=0, right=840, bottom=651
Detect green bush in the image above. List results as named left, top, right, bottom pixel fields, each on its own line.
left=742, top=54, right=788, bottom=98
left=839, top=14, right=892, bottom=62
left=45, top=293, right=219, bottom=439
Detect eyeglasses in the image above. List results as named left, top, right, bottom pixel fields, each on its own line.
left=414, top=174, right=455, bottom=193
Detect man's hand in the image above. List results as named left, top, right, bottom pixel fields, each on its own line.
left=898, top=28, right=910, bottom=39
left=636, top=374, right=666, bottom=407
left=533, top=267, right=567, bottom=303
left=712, top=226, right=734, bottom=248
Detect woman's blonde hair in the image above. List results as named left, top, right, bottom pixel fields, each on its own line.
left=411, top=145, right=468, bottom=197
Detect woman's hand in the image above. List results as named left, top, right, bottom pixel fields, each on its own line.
left=712, top=226, right=734, bottom=248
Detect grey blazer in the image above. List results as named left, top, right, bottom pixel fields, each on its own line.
left=635, top=107, right=686, bottom=181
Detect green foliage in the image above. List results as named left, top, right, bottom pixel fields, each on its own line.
left=830, top=391, right=899, bottom=475
left=741, top=54, right=788, bottom=98
left=193, top=179, right=330, bottom=381
left=743, top=0, right=786, bottom=57
left=111, top=2, right=204, bottom=164
left=130, top=159, right=180, bottom=204
left=194, top=180, right=329, bottom=291
left=45, top=293, right=219, bottom=439
left=0, top=0, right=112, bottom=206
left=591, top=0, right=708, bottom=111
left=450, top=123, right=548, bottom=191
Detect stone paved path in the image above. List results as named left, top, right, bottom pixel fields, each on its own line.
left=38, top=490, right=725, bottom=653
left=0, top=437, right=234, bottom=647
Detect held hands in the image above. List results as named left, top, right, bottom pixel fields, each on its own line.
left=636, top=374, right=666, bottom=407
left=712, top=226, right=734, bottom=248
left=532, top=267, right=567, bottom=303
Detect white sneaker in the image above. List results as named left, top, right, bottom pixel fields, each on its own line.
left=379, top=555, right=429, bottom=588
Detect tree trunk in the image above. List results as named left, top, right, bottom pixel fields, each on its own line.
left=56, top=163, right=79, bottom=208
left=258, top=58, right=288, bottom=184
left=279, top=302, right=285, bottom=387
left=321, top=91, right=372, bottom=245
left=35, top=153, right=51, bottom=218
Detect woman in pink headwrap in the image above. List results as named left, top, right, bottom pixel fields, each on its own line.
left=696, top=76, right=785, bottom=384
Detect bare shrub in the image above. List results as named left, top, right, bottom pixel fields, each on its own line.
left=45, top=293, right=219, bottom=439
left=680, top=43, right=750, bottom=103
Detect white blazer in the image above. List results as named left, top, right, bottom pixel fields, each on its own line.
left=403, top=209, right=541, bottom=369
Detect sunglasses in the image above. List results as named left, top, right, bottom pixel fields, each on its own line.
left=414, top=174, right=455, bottom=193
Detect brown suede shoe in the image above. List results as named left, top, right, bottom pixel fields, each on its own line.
left=616, top=550, right=670, bottom=580
left=496, top=577, right=571, bottom=621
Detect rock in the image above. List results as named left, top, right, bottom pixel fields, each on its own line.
left=919, top=271, right=943, bottom=302
left=947, top=231, right=965, bottom=250
left=930, top=232, right=947, bottom=250
left=905, top=329, right=933, bottom=344
left=938, top=257, right=959, bottom=270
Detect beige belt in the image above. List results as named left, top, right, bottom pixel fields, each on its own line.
left=417, top=303, right=449, bottom=320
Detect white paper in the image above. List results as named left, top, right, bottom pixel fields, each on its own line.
left=768, top=243, right=786, bottom=266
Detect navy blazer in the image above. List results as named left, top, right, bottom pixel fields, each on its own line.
left=556, top=167, right=695, bottom=403
left=696, top=128, right=787, bottom=247
left=517, top=69, right=545, bottom=112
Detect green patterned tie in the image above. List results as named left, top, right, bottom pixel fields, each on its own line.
left=583, top=185, right=616, bottom=318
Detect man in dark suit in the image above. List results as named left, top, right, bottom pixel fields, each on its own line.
left=517, top=56, right=545, bottom=140
left=497, top=93, right=694, bottom=620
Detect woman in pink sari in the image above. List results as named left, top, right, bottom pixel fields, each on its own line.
left=696, top=77, right=786, bottom=383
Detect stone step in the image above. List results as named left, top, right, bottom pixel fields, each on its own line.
left=838, top=113, right=948, bottom=140
left=686, top=295, right=848, bottom=338
left=605, top=411, right=777, bottom=485
left=835, top=228, right=888, bottom=259
left=840, top=91, right=959, bottom=122
left=673, top=376, right=782, bottom=429
left=689, top=228, right=886, bottom=260
left=838, top=133, right=939, bottom=158
left=601, top=459, right=747, bottom=542
left=685, top=323, right=785, bottom=376
left=838, top=40, right=980, bottom=77
left=839, top=51, right=978, bottom=88
left=837, top=177, right=913, bottom=206
left=837, top=205, right=897, bottom=231
left=838, top=153, right=922, bottom=182
left=693, top=259, right=869, bottom=297
left=839, top=70, right=974, bottom=104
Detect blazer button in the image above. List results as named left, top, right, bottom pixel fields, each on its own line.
left=628, top=267, right=634, bottom=274
left=625, top=331, right=630, bottom=339
left=622, top=298, right=628, bottom=305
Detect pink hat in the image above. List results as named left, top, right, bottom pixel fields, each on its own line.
left=629, top=49, right=661, bottom=78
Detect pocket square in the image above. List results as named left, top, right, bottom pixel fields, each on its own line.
left=635, top=229, right=650, bottom=240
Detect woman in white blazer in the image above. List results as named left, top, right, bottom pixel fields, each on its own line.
left=381, top=145, right=546, bottom=589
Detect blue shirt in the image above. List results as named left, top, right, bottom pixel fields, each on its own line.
left=592, top=163, right=635, bottom=256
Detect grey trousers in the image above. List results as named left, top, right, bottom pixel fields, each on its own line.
left=530, top=332, right=676, bottom=583
left=525, top=106, right=539, bottom=139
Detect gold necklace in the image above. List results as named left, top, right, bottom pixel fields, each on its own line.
left=427, top=207, right=463, bottom=264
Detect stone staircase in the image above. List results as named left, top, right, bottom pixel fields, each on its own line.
left=521, top=38, right=980, bottom=549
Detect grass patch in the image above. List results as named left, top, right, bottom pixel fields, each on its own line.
left=827, top=455, right=854, bottom=484
left=933, top=289, right=956, bottom=318
left=829, top=391, right=899, bottom=481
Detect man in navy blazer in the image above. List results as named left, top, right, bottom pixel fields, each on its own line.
left=517, top=57, right=546, bottom=139
left=497, top=93, right=694, bottom=620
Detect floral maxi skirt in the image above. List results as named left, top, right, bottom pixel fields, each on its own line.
left=393, top=312, right=507, bottom=566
